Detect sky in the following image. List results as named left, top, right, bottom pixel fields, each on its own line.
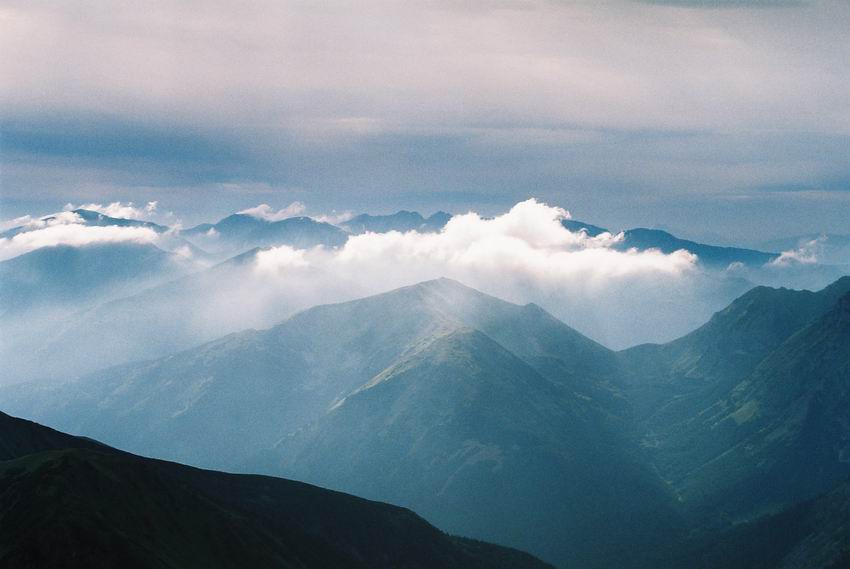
left=1, top=0, right=849, bottom=244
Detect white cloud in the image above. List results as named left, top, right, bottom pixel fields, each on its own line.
left=250, top=199, right=701, bottom=347
left=64, top=201, right=159, bottom=220
left=314, top=211, right=355, bottom=225
left=0, top=224, right=159, bottom=261
left=257, top=199, right=694, bottom=281
left=770, top=235, right=826, bottom=267
left=238, top=202, right=307, bottom=222
left=0, top=215, right=35, bottom=232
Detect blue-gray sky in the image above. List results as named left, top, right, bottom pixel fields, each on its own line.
left=1, top=0, right=848, bottom=243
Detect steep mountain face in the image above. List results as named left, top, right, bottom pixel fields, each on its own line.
left=182, top=213, right=348, bottom=255
left=2, top=279, right=678, bottom=569
left=341, top=210, right=451, bottom=234
left=621, top=277, right=850, bottom=522
left=0, top=412, right=551, bottom=569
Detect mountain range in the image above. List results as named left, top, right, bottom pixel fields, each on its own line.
left=0, top=411, right=551, bottom=569
left=2, top=205, right=849, bottom=568
left=3, top=278, right=679, bottom=569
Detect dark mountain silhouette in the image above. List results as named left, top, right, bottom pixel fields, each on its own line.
left=0, top=411, right=551, bottom=569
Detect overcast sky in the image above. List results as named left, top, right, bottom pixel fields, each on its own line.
left=1, top=0, right=848, bottom=242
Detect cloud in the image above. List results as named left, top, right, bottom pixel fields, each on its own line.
left=0, top=224, right=159, bottom=261
left=2, top=0, right=850, bottom=238
left=257, top=199, right=695, bottom=280
left=250, top=199, right=703, bottom=347
left=770, top=235, right=825, bottom=266
left=313, top=211, right=355, bottom=225
left=238, top=202, right=307, bottom=222
left=65, top=201, right=159, bottom=220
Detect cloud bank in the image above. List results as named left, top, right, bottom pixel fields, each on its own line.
left=0, top=224, right=159, bottom=261
left=250, top=199, right=703, bottom=347
left=64, top=201, right=159, bottom=220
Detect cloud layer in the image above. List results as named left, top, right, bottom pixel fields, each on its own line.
left=2, top=0, right=849, bottom=239
left=65, top=201, right=159, bottom=220
left=0, top=224, right=159, bottom=261
left=250, top=199, right=703, bottom=347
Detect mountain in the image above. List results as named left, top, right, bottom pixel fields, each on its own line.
left=0, top=411, right=551, bottom=569
left=559, top=220, right=778, bottom=268
left=682, top=476, right=850, bottom=569
left=264, top=326, right=678, bottom=569
left=621, top=276, right=850, bottom=522
left=0, top=208, right=168, bottom=239
left=616, top=228, right=778, bottom=268
left=342, top=210, right=451, bottom=234
left=619, top=277, right=850, bottom=420
left=561, top=219, right=609, bottom=237
left=2, top=278, right=679, bottom=569
left=182, top=213, right=348, bottom=255
left=0, top=242, right=189, bottom=317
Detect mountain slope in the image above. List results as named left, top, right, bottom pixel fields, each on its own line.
left=619, top=278, right=850, bottom=523
left=267, top=328, right=680, bottom=569
left=0, top=242, right=186, bottom=316
left=682, top=477, right=850, bottom=569
left=663, top=290, right=850, bottom=518
left=3, top=279, right=618, bottom=468
left=0, top=412, right=551, bottom=569
left=1, top=279, right=676, bottom=569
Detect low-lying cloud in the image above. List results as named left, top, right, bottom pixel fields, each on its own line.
left=0, top=224, right=159, bottom=261
left=65, top=201, right=159, bottom=220
left=251, top=199, right=703, bottom=347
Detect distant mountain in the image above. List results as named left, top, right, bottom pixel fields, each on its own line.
left=3, top=278, right=679, bottom=569
left=561, top=220, right=778, bottom=268
left=616, top=228, right=778, bottom=268
left=182, top=213, right=347, bottom=255
left=342, top=210, right=451, bottom=234
left=561, top=219, right=609, bottom=237
left=0, top=411, right=551, bottom=569
left=0, top=242, right=188, bottom=317
left=621, top=276, right=850, bottom=522
left=0, top=209, right=168, bottom=239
